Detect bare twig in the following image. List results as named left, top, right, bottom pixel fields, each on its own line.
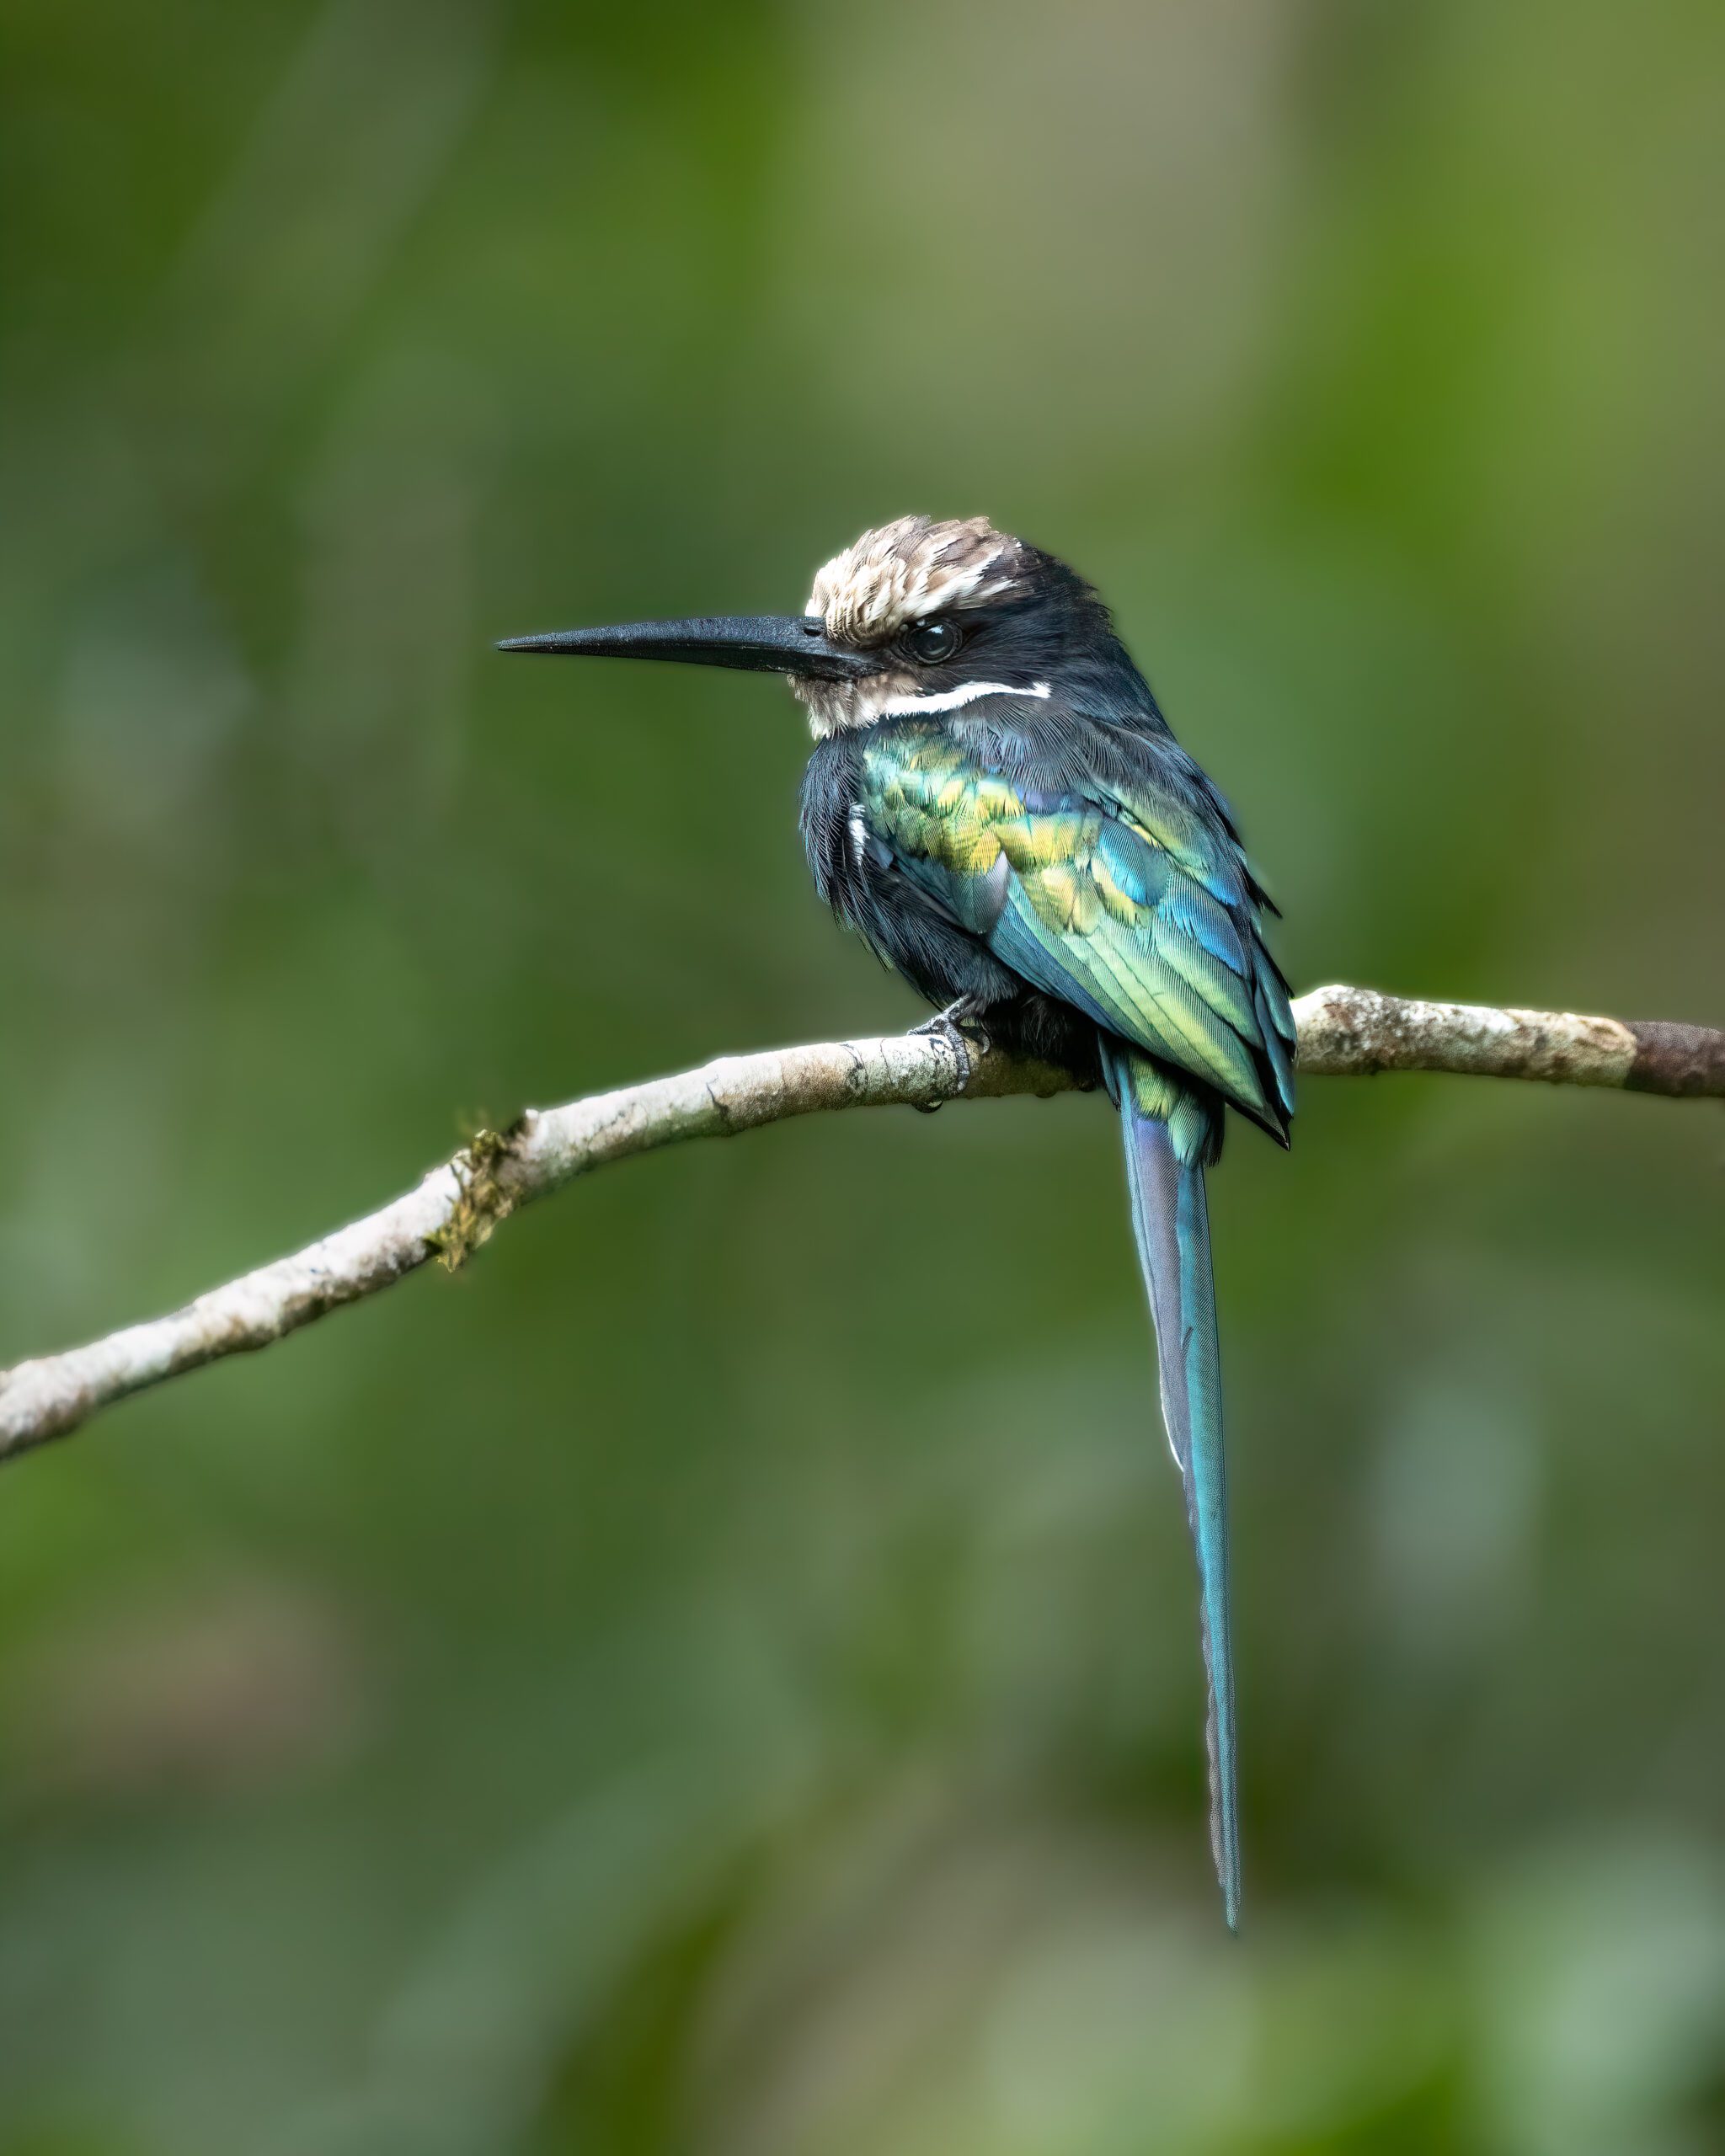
left=1, top=985, right=1718, bottom=1461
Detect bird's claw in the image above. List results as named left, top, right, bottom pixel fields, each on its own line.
left=909, top=1001, right=991, bottom=1107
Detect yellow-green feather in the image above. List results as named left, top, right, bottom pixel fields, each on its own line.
left=859, top=727, right=1280, bottom=1125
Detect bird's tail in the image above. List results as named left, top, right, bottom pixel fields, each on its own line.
left=1100, top=1043, right=1238, bottom=1929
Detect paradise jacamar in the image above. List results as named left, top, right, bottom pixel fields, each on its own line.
left=501, top=515, right=1295, bottom=1926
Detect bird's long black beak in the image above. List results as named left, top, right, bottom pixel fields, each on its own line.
left=497, top=614, right=871, bottom=682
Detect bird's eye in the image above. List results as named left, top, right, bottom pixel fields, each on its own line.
left=905, top=619, right=962, bottom=664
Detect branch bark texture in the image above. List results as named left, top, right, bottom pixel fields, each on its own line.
left=2, top=985, right=1718, bottom=1461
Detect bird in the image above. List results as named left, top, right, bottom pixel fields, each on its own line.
left=500, top=515, right=1295, bottom=1927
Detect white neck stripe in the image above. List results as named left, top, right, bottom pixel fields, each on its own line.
left=872, top=679, right=1051, bottom=717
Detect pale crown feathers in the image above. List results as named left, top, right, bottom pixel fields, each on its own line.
left=808, top=515, right=1028, bottom=646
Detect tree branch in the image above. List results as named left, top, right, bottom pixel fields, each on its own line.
left=1, top=985, right=1718, bottom=1462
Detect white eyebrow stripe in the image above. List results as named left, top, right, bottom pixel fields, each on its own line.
left=872, top=679, right=1052, bottom=716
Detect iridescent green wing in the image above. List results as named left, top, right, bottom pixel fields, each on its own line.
left=860, top=725, right=1293, bottom=1128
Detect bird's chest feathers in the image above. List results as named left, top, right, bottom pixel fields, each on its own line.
left=857, top=715, right=1083, bottom=880
left=804, top=719, right=1044, bottom=946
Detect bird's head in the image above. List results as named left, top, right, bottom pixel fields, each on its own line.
left=500, top=515, right=1142, bottom=734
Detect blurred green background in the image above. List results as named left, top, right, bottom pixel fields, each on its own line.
left=3, top=1, right=1722, bottom=2148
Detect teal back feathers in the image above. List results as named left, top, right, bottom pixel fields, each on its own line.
left=849, top=716, right=1295, bottom=1144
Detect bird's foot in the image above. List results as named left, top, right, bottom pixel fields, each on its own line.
left=911, top=995, right=993, bottom=1054
left=909, top=999, right=991, bottom=1107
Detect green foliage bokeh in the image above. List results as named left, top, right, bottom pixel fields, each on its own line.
left=1, top=2, right=1722, bottom=2148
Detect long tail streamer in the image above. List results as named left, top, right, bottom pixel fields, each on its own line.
left=1107, top=1046, right=1239, bottom=1929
